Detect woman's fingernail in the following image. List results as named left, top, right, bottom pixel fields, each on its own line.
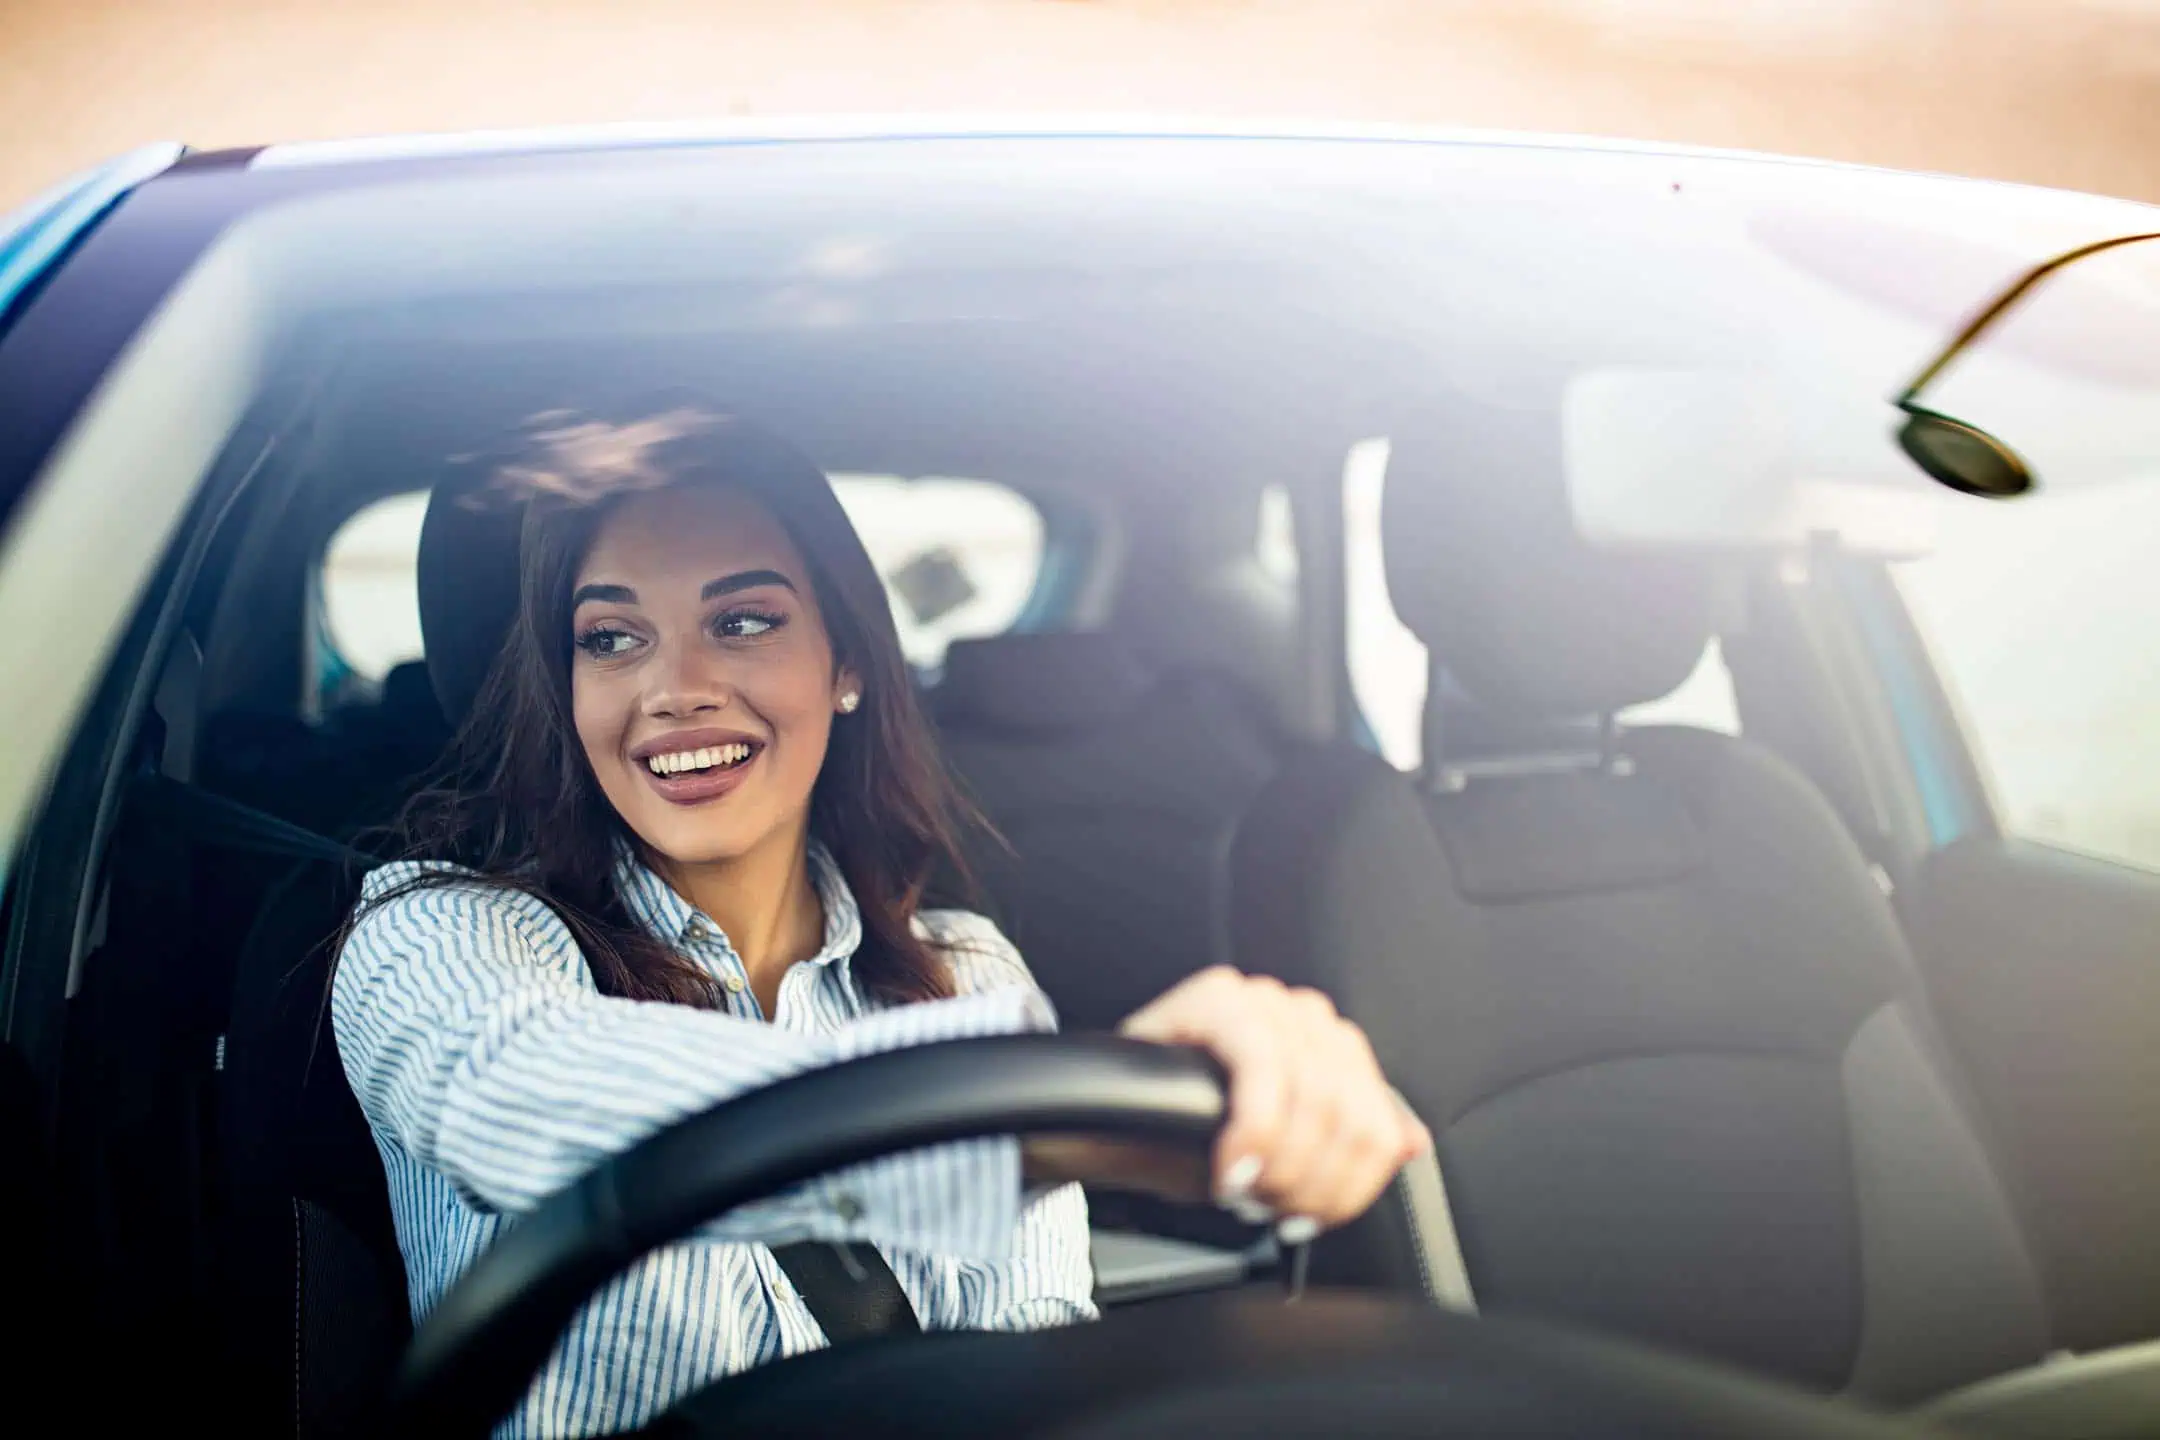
left=1215, top=1153, right=1264, bottom=1203
left=1276, top=1215, right=1321, bottom=1247
left=1215, top=1154, right=1274, bottom=1225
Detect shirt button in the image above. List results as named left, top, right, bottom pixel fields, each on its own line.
left=771, top=1276, right=793, bottom=1302
left=723, top=974, right=746, bottom=995
left=833, top=1192, right=864, bottom=1223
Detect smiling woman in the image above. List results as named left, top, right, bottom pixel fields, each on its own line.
left=362, top=404, right=969, bottom=1009
left=563, top=479, right=891, bottom=1017
left=321, top=398, right=1422, bottom=1436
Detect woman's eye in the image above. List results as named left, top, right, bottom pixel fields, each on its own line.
left=715, top=609, right=787, bottom=640
left=575, top=627, right=643, bottom=658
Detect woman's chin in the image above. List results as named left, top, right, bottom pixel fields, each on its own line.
left=641, top=828, right=761, bottom=870
left=624, top=806, right=791, bottom=872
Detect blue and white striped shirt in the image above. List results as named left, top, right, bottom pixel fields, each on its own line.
left=331, top=845, right=1095, bottom=1438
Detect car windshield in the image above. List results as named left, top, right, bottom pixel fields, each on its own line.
left=11, top=136, right=2160, bottom=881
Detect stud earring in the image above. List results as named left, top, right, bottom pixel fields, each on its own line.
left=838, top=691, right=861, bottom=714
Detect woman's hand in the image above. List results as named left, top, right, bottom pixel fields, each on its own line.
left=1035, top=967, right=1430, bottom=1235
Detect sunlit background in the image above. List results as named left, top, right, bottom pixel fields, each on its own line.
left=7, top=0, right=2160, bottom=209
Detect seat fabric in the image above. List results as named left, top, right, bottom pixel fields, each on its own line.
left=1229, top=402, right=2050, bottom=1399
left=933, top=633, right=1285, bottom=1035
left=218, top=856, right=411, bottom=1438
left=202, top=676, right=445, bottom=1433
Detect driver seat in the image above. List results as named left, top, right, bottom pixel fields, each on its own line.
left=218, top=852, right=412, bottom=1438
left=1231, top=403, right=2053, bottom=1400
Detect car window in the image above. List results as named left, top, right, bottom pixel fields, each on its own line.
left=1343, top=437, right=1738, bottom=772
left=319, top=476, right=1049, bottom=691
left=319, top=492, right=430, bottom=684
left=826, top=474, right=1048, bottom=672
left=1895, top=482, right=2160, bottom=873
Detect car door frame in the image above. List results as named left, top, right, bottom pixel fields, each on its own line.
left=0, top=153, right=276, bottom=1099
left=1802, top=544, right=2160, bottom=1355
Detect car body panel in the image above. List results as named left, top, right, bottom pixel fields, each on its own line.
left=0, top=142, right=184, bottom=333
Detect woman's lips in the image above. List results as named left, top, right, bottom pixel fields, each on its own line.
left=640, top=748, right=760, bottom=806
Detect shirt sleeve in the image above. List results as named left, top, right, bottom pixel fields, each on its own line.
left=956, top=1180, right=1099, bottom=1332
left=916, top=906, right=1099, bottom=1329
left=331, top=868, right=1049, bottom=1259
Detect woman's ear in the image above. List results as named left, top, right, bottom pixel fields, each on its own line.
left=834, top=667, right=863, bottom=716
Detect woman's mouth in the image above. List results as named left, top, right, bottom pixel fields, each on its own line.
left=637, top=739, right=763, bottom=804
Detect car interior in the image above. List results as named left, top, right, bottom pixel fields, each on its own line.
left=5, top=138, right=2160, bottom=1437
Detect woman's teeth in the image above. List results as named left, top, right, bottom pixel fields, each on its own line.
left=646, top=744, right=753, bottom=776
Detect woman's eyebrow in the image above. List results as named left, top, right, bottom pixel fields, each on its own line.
left=571, top=582, right=636, bottom=607
left=702, top=569, right=798, bottom=600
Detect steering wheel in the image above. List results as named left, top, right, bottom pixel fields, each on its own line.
left=384, top=1035, right=1924, bottom=1440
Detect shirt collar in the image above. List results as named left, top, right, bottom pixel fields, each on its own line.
left=614, top=838, right=863, bottom=968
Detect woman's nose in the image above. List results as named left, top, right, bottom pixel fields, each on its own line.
left=640, top=636, right=734, bottom=717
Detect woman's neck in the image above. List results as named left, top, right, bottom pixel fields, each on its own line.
left=652, top=823, right=826, bottom=1019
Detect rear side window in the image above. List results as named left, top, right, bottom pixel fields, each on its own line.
left=320, top=492, right=430, bottom=684
left=318, top=476, right=1048, bottom=690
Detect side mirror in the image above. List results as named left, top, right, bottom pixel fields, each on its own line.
left=1894, top=407, right=2033, bottom=499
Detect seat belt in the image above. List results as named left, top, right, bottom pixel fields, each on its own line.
left=135, top=775, right=927, bottom=1343
left=768, top=1243, right=922, bottom=1343
left=1393, top=1092, right=1477, bottom=1314
left=129, top=772, right=374, bottom=867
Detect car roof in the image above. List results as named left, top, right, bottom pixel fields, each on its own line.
left=246, top=114, right=1933, bottom=178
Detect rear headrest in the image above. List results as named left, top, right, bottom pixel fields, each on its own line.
left=934, top=634, right=1156, bottom=736
left=1380, top=398, right=1716, bottom=720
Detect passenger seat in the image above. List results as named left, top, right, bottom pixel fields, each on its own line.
left=932, top=633, right=1285, bottom=1034
left=1231, top=405, right=2053, bottom=1400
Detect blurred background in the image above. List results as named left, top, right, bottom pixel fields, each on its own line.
left=6, top=0, right=2160, bottom=209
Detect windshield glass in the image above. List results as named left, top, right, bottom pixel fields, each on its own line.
left=15, top=137, right=2160, bottom=865
left=1889, top=237, right=2160, bottom=870
left=1533, top=205, right=2160, bottom=869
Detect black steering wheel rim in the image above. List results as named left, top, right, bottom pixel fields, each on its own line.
left=384, top=1034, right=1228, bottom=1436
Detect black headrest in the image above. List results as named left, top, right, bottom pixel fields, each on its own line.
left=1381, top=398, right=1715, bottom=720
left=416, top=476, right=525, bottom=728
left=379, top=660, right=446, bottom=729
left=934, top=634, right=1156, bottom=736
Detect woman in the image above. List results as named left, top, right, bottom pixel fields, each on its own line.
left=332, top=404, right=1427, bottom=1438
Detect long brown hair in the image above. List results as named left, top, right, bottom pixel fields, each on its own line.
left=363, top=405, right=968, bottom=1007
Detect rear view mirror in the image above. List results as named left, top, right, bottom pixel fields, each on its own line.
left=1892, top=230, right=2160, bottom=499
left=1894, top=408, right=2032, bottom=498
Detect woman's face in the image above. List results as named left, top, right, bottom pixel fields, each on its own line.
left=569, top=485, right=858, bottom=870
